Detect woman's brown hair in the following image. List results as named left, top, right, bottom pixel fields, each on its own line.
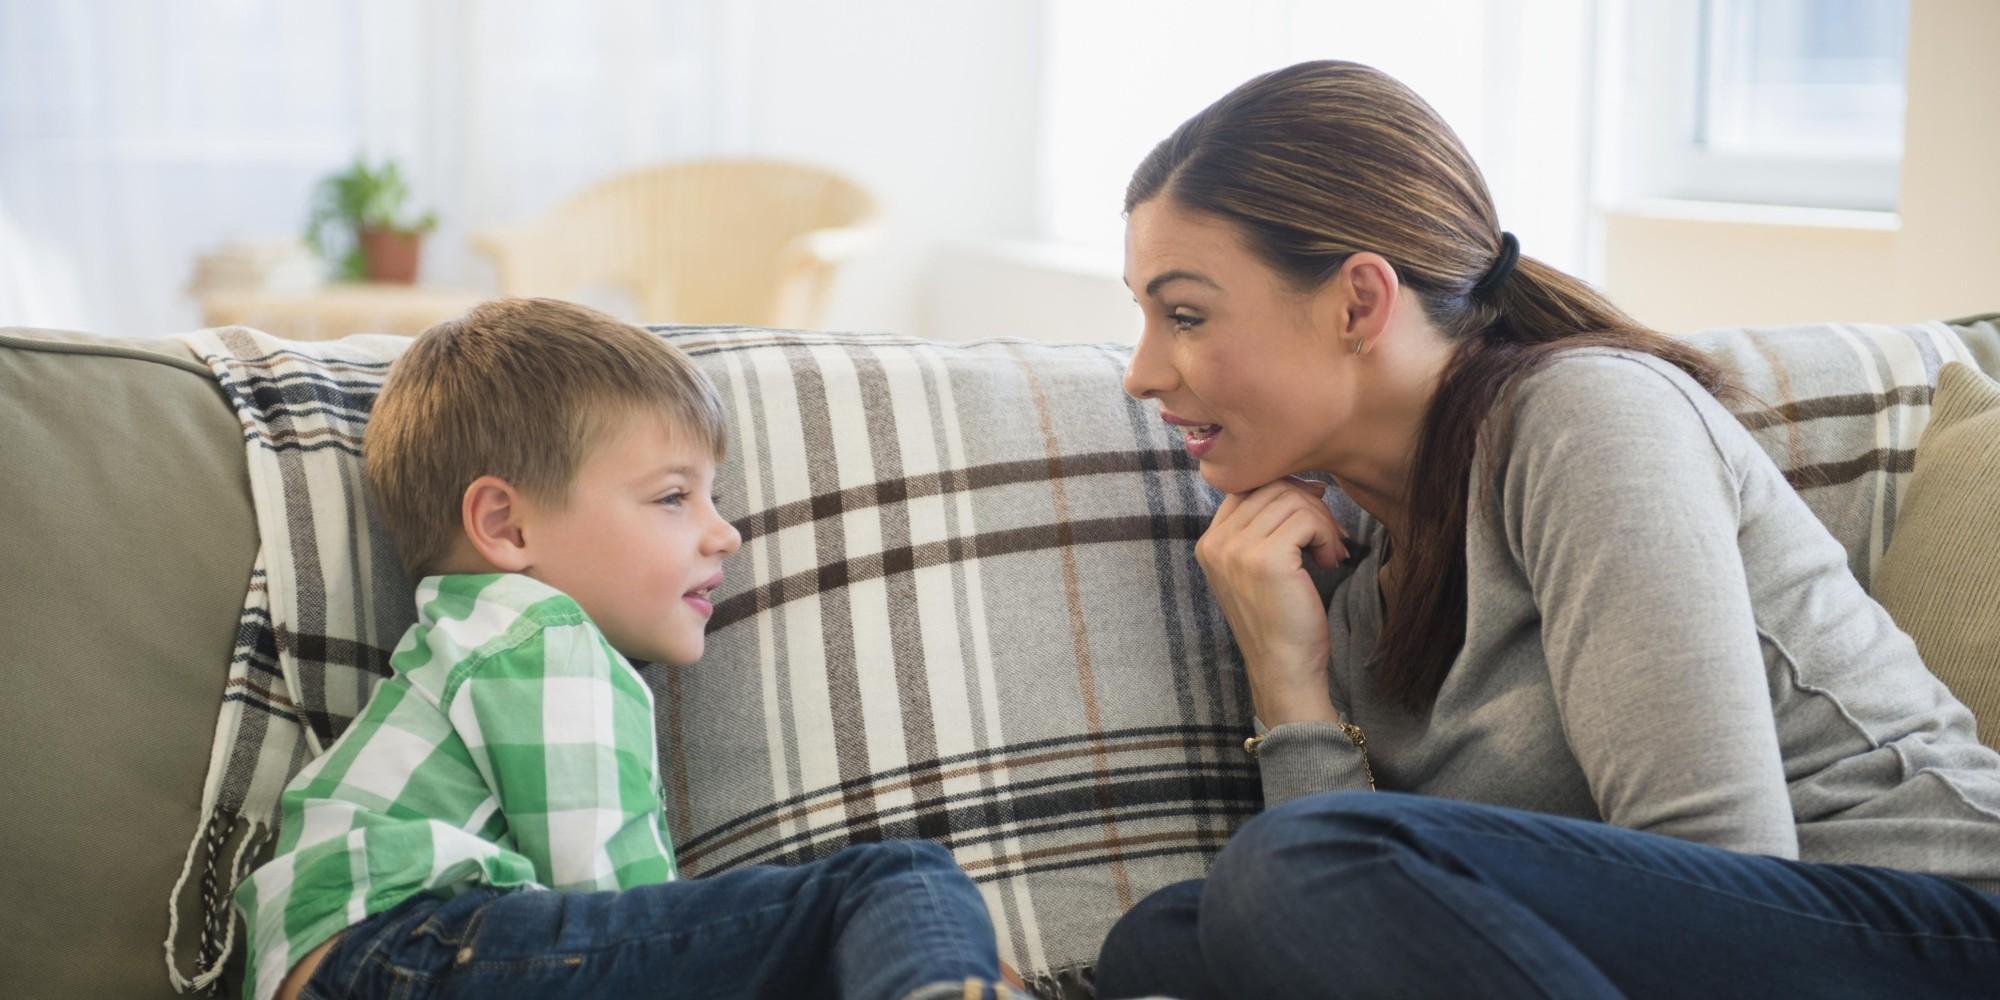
left=1127, top=60, right=1736, bottom=713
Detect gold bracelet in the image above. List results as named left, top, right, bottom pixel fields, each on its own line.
left=1341, top=721, right=1378, bottom=792
left=1243, top=722, right=1377, bottom=791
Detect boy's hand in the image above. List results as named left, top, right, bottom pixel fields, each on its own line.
left=1000, top=959, right=1027, bottom=990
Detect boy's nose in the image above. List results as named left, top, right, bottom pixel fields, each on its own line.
left=709, top=515, right=743, bottom=556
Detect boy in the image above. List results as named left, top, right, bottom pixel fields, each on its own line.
left=236, top=299, right=1011, bottom=1000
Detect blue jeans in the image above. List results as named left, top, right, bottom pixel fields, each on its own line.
left=1097, top=791, right=2000, bottom=999
left=302, top=840, right=1005, bottom=1000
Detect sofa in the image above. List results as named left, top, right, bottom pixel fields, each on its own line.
left=4, top=314, right=1998, bottom=1000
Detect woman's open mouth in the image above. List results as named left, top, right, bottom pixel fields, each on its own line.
left=1180, top=423, right=1222, bottom=458
left=1163, top=411, right=1224, bottom=459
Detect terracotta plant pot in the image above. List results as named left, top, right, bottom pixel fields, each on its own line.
left=359, top=227, right=423, bottom=284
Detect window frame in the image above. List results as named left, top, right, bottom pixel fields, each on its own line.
left=1611, top=0, right=1904, bottom=213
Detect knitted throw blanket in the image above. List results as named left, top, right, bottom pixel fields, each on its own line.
left=160, top=318, right=1978, bottom=994
left=165, top=327, right=414, bottom=993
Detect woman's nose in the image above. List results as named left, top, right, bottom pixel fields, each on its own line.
left=1122, top=325, right=1177, bottom=400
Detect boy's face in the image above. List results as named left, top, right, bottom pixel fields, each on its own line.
left=521, top=411, right=740, bottom=667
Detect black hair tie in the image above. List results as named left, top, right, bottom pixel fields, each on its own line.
left=1471, top=231, right=1519, bottom=301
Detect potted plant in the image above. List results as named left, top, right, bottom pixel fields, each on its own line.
left=304, top=156, right=439, bottom=284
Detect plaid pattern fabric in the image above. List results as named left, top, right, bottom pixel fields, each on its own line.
left=1684, top=321, right=1980, bottom=591
left=236, top=572, right=675, bottom=1000
left=657, top=328, right=1275, bottom=998
left=168, top=327, right=415, bottom=993
left=172, top=319, right=1977, bottom=999
left=1946, top=313, right=2000, bottom=377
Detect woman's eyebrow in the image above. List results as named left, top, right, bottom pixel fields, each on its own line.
left=1123, top=269, right=1223, bottom=299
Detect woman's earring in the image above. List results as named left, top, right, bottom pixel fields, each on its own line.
left=1350, top=338, right=1366, bottom=355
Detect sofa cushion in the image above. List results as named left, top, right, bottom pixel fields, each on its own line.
left=661, top=327, right=1301, bottom=997
left=1873, top=362, right=2000, bottom=751
left=1946, top=312, right=2000, bottom=378
left=0, top=328, right=259, bottom=999
left=1685, top=321, right=1979, bottom=592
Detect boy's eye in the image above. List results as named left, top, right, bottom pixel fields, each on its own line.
left=656, top=491, right=686, bottom=507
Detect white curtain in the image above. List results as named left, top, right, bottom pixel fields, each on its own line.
left=1, top=1, right=1608, bottom=339
left=0, top=0, right=748, bottom=336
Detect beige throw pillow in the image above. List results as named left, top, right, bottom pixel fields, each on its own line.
left=1874, top=362, right=2000, bottom=750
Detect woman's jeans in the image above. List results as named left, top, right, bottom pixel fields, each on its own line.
left=1097, top=791, right=2000, bottom=999
left=302, top=840, right=1003, bottom=1000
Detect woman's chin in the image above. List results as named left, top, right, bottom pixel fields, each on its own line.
left=1200, top=457, right=1319, bottom=497
left=1197, top=461, right=1259, bottom=496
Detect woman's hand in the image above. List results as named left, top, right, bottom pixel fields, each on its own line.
left=1196, top=476, right=1349, bottom=727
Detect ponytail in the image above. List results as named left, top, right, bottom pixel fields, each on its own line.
left=1381, top=254, right=1735, bottom=710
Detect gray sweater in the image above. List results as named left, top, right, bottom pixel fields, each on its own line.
left=1259, top=349, right=2000, bottom=893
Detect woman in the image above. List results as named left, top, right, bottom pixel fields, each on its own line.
left=1097, top=60, right=2000, bottom=998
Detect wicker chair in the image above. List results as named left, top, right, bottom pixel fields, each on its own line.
left=473, top=159, right=878, bottom=329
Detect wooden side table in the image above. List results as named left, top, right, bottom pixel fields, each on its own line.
left=198, top=284, right=486, bottom=341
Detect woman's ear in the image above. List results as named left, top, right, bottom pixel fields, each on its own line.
left=1336, top=252, right=1401, bottom=351
left=461, top=475, right=533, bottom=573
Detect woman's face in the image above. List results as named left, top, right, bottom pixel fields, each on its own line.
left=1123, top=197, right=1359, bottom=495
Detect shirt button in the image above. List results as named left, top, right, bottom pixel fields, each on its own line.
left=456, top=946, right=475, bottom=965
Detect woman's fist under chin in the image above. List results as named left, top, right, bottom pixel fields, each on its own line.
left=1195, top=476, right=1349, bottom=722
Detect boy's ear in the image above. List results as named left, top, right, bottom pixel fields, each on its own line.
left=461, top=475, right=532, bottom=573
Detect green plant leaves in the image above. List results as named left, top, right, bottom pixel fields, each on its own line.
left=303, top=156, right=438, bottom=280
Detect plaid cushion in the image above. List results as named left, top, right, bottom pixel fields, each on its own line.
left=1945, top=313, right=2000, bottom=380
left=657, top=328, right=1270, bottom=998
left=1684, top=321, right=1979, bottom=592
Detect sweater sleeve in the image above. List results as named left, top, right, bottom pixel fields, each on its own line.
left=1500, top=354, right=1797, bottom=858
left=1255, top=720, right=1374, bottom=806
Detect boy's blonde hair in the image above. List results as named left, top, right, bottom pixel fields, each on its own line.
left=364, top=297, right=727, bottom=578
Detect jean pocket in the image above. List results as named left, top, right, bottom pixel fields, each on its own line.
left=406, top=888, right=503, bottom=950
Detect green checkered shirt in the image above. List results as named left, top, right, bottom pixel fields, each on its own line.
left=235, top=573, right=677, bottom=1000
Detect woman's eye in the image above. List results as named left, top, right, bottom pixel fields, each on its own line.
left=1169, top=312, right=1203, bottom=332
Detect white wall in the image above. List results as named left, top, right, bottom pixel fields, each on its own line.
left=925, top=239, right=1135, bottom=345
left=929, top=0, right=1602, bottom=347
left=1892, top=0, right=2000, bottom=322
left=736, top=0, right=1045, bottom=339
left=1600, top=0, right=1999, bottom=333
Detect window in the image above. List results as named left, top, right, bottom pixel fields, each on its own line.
left=1609, top=0, right=1910, bottom=212
left=1698, top=0, right=1908, bottom=160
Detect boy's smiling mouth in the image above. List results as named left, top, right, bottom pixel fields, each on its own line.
left=684, top=571, right=724, bottom=616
